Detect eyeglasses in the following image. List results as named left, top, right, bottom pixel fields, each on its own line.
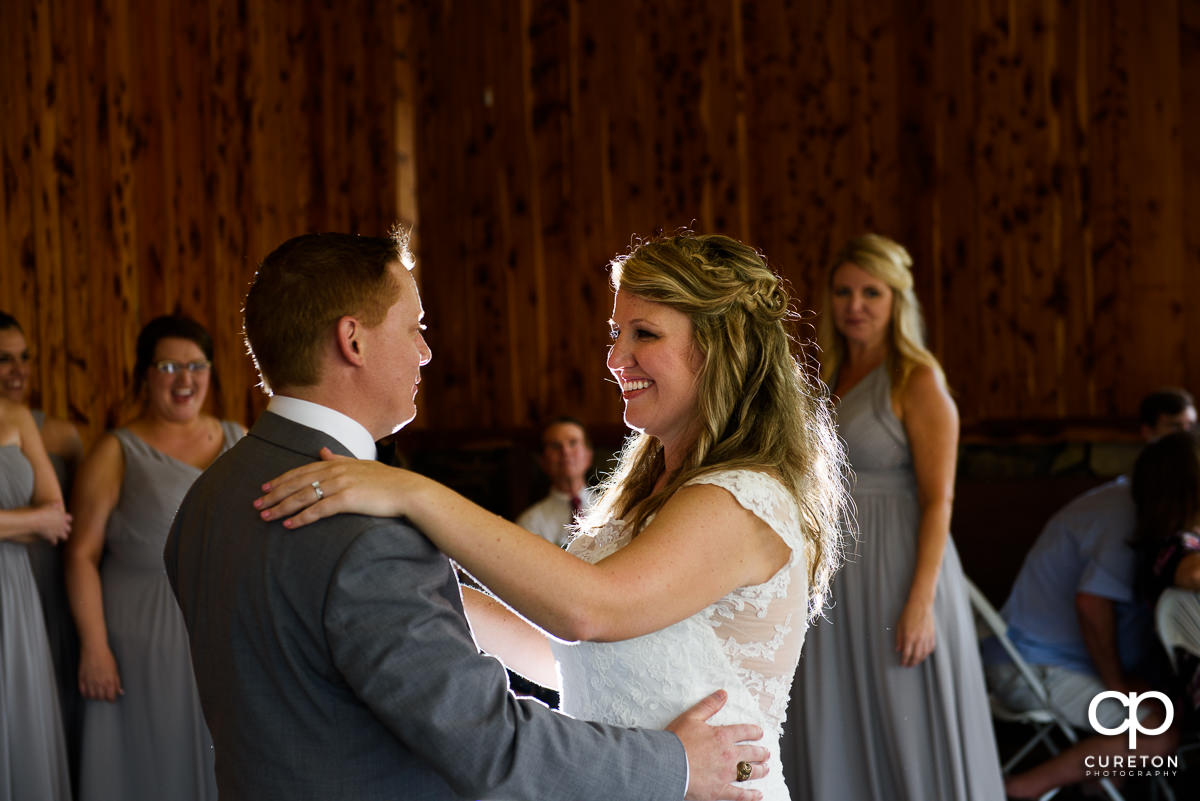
left=154, top=360, right=211, bottom=375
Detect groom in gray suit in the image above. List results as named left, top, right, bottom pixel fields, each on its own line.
left=165, top=232, right=766, bottom=801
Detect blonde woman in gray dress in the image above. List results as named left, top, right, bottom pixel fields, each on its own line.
left=66, top=316, right=243, bottom=801
left=784, top=234, right=1003, bottom=801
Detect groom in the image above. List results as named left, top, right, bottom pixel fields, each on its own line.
left=165, top=232, right=766, bottom=801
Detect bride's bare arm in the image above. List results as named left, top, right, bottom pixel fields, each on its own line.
left=461, top=587, right=559, bottom=689
left=256, top=452, right=790, bottom=643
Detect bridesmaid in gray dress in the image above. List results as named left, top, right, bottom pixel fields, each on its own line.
left=66, top=317, right=242, bottom=801
left=1, top=312, right=85, bottom=788
left=0, top=397, right=72, bottom=801
left=783, top=234, right=1004, bottom=800
left=28, top=408, right=83, bottom=758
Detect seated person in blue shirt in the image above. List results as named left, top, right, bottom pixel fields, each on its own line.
left=984, top=387, right=1194, bottom=798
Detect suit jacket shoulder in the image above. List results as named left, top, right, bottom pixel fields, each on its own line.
left=167, top=412, right=686, bottom=801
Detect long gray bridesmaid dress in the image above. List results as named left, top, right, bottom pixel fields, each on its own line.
left=0, top=443, right=71, bottom=801
left=25, top=410, right=82, bottom=789
left=782, top=365, right=1004, bottom=801
left=77, top=423, right=241, bottom=801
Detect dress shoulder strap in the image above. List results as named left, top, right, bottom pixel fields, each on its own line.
left=683, top=469, right=805, bottom=554
left=219, top=420, right=244, bottom=448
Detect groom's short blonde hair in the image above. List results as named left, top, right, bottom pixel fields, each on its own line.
left=243, top=231, right=411, bottom=394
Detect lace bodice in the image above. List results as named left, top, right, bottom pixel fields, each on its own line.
left=551, top=469, right=809, bottom=800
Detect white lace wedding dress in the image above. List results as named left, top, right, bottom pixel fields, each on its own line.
left=550, top=469, right=810, bottom=801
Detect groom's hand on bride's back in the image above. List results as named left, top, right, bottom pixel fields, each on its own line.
left=667, top=689, right=769, bottom=801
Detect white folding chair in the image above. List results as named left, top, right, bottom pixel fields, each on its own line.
left=965, top=578, right=1127, bottom=801
left=1154, top=588, right=1200, bottom=795
left=1156, top=588, right=1200, bottom=672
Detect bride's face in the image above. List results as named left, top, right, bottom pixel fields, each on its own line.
left=606, top=290, right=703, bottom=453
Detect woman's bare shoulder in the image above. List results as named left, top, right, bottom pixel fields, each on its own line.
left=40, top=416, right=83, bottom=457
left=901, top=364, right=954, bottom=410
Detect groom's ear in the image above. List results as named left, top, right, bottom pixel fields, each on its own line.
left=335, top=316, right=367, bottom=367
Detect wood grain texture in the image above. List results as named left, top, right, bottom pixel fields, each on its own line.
left=2, top=0, right=1197, bottom=443
left=1, top=0, right=408, bottom=442
left=410, top=0, right=1200, bottom=433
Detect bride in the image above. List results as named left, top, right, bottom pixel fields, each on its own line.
left=255, top=233, right=850, bottom=800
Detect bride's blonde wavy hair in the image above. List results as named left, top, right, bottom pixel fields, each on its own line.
left=582, top=233, right=850, bottom=621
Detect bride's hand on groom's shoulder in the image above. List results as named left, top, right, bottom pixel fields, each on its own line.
left=254, top=447, right=411, bottom=528
left=668, top=689, right=769, bottom=801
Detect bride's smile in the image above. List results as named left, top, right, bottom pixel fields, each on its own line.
left=607, top=290, right=703, bottom=459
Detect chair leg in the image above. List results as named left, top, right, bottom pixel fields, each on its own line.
left=1152, top=774, right=1176, bottom=801
left=1003, top=723, right=1062, bottom=774
left=1097, top=776, right=1125, bottom=801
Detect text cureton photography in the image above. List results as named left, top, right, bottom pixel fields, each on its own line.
left=1083, top=754, right=1179, bottom=780
left=1083, top=691, right=1179, bottom=780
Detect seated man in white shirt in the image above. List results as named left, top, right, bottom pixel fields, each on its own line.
left=516, top=417, right=595, bottom=547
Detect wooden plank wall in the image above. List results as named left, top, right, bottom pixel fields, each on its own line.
left=2, top=0, right=1196, bottom=443
left=410, top=0, right=1199, bottom=434
left=0, top=0, right=411, bottom=444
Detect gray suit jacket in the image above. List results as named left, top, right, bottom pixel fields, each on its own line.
left=165, top=412, right=686, bottom=801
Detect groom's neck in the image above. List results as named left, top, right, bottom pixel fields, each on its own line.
left=274, top=386, right=374, bottom=437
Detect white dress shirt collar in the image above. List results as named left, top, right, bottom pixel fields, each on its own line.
left=266, top=395, right=378, bottom=461
left=548, top=486, right=594, bottom=505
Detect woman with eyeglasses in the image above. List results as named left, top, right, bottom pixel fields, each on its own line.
left=66, top=316, right=243, bottom=801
